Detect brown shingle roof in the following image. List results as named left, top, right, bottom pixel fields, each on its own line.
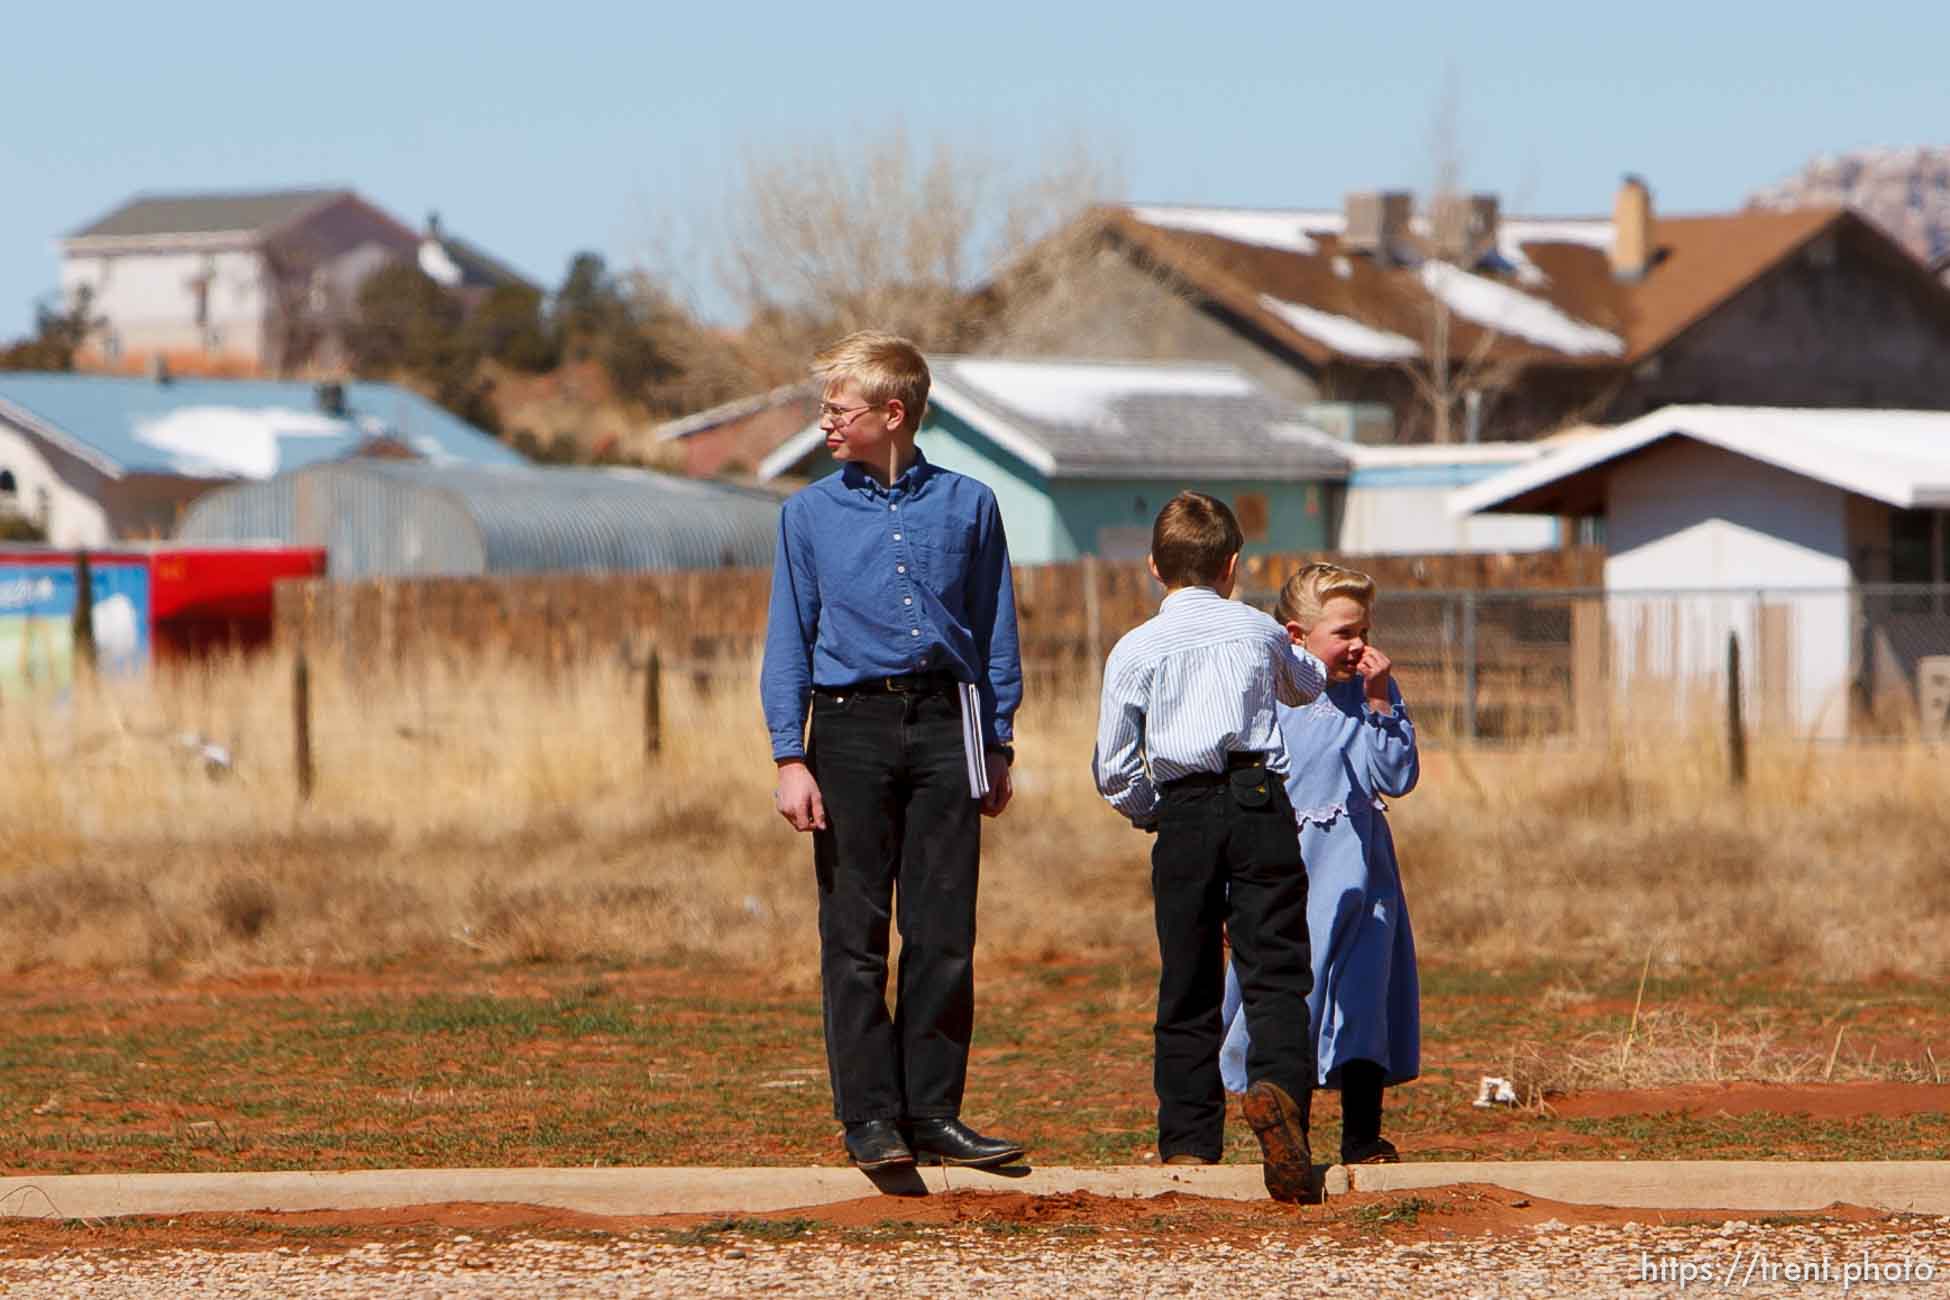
left=1099, top=202, right=1896, bottom=372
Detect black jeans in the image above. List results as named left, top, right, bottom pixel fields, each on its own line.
left=1151, top=774, right=1314, bottom=1161
left=808, top=687, right=982, bottom=1124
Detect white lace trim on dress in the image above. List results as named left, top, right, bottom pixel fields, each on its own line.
left=1294, top=800, right=1348, bottom=828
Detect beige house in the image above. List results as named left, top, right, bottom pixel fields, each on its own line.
left=59, top=189, right=533, bottom=377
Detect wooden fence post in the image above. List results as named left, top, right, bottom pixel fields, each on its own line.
left=643, top=648, right=662, bottom=758
left=71, top=549, right=96, bottom=675
left=294, top=650, right=314, bottom=801
left=1726, top=631, right=1747, bottom=789
left=1082, top=554, right=1103, bottom=682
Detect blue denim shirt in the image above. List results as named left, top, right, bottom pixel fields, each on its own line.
left=762, top=452, right=1022, bottom=761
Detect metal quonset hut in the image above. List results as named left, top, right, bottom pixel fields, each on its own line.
left=176, top=460, right=783, bottom=576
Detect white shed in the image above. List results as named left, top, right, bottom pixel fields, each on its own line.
left=1453, top=406, right=1950, bottom=738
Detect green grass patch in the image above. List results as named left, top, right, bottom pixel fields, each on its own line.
left=1353, top=1195, right=1436, bottom=1227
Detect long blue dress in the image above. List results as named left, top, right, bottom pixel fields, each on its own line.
left=1220, top=677, right=1420, bottom=1092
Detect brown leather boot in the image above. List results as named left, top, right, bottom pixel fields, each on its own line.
left=1241, top=1081, right=1318, bottom=1204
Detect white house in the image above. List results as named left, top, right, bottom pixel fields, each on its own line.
left=0, top=373, right=525, bottom=547
left=59, top=189, right=534, bottom=375
left=1454, top=405, right=1950, bottom=738
left=1335, top=441, right=1563, bottom=555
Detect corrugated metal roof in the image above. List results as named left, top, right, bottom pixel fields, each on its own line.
left=177, top=460, right=782, bottom=576
left=67, top=189, right=350, bottom=240
left=0, top=374, right=526, bottom=479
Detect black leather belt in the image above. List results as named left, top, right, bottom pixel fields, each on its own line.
left=815, top=672, right=961, bottom=698
left=1160, top=751, right=1269, bottom=790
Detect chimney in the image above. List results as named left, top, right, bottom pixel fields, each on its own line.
left=1344, top=191, right=1413, bottom=264
left=1611, top=175, right=1655, bottom=282
left=315, top=381, right=347, bottom=417
left=426, top=210, right=443, bottom=239
left=1432, top=193, right=1501, bottom=265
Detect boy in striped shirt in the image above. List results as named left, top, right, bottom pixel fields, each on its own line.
left=1091, top=491, right=1327, bottom=1202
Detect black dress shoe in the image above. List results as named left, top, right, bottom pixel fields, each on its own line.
left=842, top=1120, right=914, bottom=1171
left=905, top=1117, right=1026, bottom=1168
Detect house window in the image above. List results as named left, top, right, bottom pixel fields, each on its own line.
left=1889, top=509, right=1948, bottom=612
left=0, top=468, right=15, bottom=497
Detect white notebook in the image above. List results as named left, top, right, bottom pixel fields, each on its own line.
left=959, top=681, right=991, bottom=800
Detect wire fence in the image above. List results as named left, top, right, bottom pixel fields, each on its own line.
left=1257, top=584, right=1950, bottom=745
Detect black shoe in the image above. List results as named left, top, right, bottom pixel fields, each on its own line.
left=905, top=1117, right=1026, bottom=1168
left=1241, top=1081, right=1319, bottom=1204
left=842, top=1120, right=914, bottom=1171
left=1342, top=1137, right=1401, bottom=1165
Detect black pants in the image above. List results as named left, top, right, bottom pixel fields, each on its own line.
left=808, top=687, right=981, bottom=1125
left=1151, top=775, right=1313, bottom=1162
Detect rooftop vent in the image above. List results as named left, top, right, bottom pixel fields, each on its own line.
left=315, top=381, right=347, bottom=417
left=1343, top=191, right=1413, bottom=265
left=1432, top=193, right=1500, bottom=266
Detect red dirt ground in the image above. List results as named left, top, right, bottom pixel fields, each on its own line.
left=0, top=1187, right=1902, bottom=1261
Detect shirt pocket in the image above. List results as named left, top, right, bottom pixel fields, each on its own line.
left=910, top=523, right=976, bottom=590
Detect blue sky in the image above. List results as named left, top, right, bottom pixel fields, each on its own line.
left=3, top=1, right=1944, bottom=338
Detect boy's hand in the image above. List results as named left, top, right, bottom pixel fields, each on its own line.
left=1358, top=645, right=1394, bottom=708
left=774, top=760, right=827, bottom=832
left=980, top=752, right=1013, bottom=818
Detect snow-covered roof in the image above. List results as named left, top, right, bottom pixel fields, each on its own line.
left=1257, top=295, right=1420, bottom=361
left=1417, top=262, right=1623, bottom=357
left=1106, top=203, right=1885, bottom=374
left=1127, top=206, right=1340, bottom=255
left=1452, top=405, right=1950, bottom=517
left=0, top=375, right=525, bottom=480
left=757, top=357, right=1350, bottom=484
left=1132, top=204, right=1618, bottom=286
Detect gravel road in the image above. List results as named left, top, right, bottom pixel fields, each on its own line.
left=6, top=1217, right=1950, bottom=1297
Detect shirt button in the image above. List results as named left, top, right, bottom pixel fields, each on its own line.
left=897, top=565, right=906, bottom=574
left=893, top=532, right=902, bottom=541
left=903, top=597, right=912, bottom=605
left=910, top=628, right=920, bottom=637
left=890, top=504, right=898, bottom=512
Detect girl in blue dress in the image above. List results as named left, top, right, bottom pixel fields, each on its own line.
left=1219, top=562, right=1419, bottom=1165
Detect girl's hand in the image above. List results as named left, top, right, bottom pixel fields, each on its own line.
left=1358, top=645, right=1394, bottom=708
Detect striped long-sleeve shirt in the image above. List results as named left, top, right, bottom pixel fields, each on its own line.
left=1092, top=586, right=1328, bottom=825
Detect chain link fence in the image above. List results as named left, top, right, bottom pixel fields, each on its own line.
left=1276, top=584, right=1950, bottom=744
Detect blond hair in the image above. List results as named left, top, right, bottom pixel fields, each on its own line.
left=1275, top=562, right=1377, bottom=629
left=810, top=331, right=930, bottom=433
left=1151, top=491, right=1244, bottom=587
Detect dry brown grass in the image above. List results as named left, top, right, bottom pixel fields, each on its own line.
left=3, top=654, right=1946, bottom=983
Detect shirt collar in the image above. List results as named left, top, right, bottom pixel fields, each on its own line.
left=841, top=447, right=932, bottom=497
left=1160, top=585, right=1228, bottom=609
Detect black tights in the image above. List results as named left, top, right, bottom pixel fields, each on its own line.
left=1312, top=1059, right=1385, bottom=1159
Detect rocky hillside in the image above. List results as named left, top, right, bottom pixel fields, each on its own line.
left=1748, top=146, right=1950, bottom=266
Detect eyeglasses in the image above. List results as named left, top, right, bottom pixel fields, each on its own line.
left=818, top=400, right=884, bottom=427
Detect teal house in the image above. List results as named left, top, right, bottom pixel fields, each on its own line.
left=757, top=357, right=1349, bottom=563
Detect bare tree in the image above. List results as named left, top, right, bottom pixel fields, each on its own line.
left=1388, top=70, right=1521, bottom=444
left=259, top=234, right=330, bottom=377
left=653, top=125, right=1121, bottom=385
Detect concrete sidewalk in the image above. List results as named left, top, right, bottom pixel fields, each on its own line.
left=2, top=1162, right=1946, bottom=1221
